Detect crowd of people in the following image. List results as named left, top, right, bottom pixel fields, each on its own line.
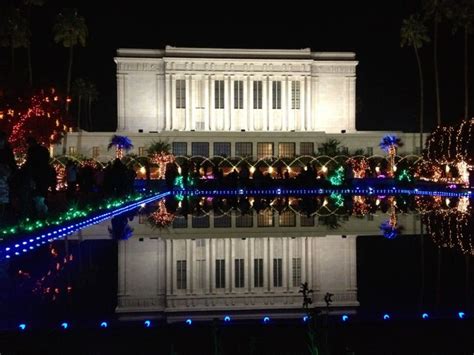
left=0, top=132, right=137, bottom=226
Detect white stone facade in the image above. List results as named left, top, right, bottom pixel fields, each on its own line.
left=114, top=46, right=357, bottom=134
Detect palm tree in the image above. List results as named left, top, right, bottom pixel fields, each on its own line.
left=447, top=0, right=474, bottom=120
left=23, top=0, right=44, bottom=87
left=423, top=0, right=448, bottom=126
left=401, top=14, right=430, bottom=152
left=53, top=8, right=88, bottom=109
left=108, top=135, right=133, bottom=159
left=0, top=7, right=30, bottom=83
left=71, top=78, right=87, bottom=129
left=85, top=80, right=98, bottom=131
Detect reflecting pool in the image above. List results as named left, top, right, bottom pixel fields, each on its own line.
left=1, top=192, right=473, bottom=354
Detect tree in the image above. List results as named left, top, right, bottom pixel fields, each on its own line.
left=401, top=14, right=430, bottom=153
left=0, top=87, right=70, bottom=154
left=0, top=7, right=30, bottom=83
left=108, top=134, right=133, bottom=159
left=84, top=80, right=98, bottom=131
left=53, top=8, right=88, bottom=108
left=447, top=0, right=474, bottom=120
left=71, top=78, right=87, bottom=129
left=23, top=0, right=45, bottom=87
left=423, top=0, right=449, bottom=126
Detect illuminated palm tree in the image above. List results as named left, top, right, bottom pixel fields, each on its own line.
left=401, top=14, right=430, bottom=152
left=108, top=135, right=133, bottom=159
left=379, top=134, right=402, bottom=176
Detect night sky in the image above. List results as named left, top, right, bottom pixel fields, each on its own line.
left=3, top=0, right=471, bottom=132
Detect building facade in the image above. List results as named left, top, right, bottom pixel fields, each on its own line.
left=61, top=46, right=426, bottom=159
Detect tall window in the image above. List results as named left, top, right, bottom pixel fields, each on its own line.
left=216, top=259, right=225, bottom=288
left=278, top=143, right=295, bottom=158
left=253, top=81, right=262, bottom=109
left=235, top=142, right=252, bottom=157
left=292, top=258, right=301, bottom=287
left=300, top=142, right=314, bottom=156
left=279, top=211, right=296, bottom=227
left=257, top=210, right=274, bottom=227
left=236, top=213, right=253, bottom=227
left=138, top=147, right=146, bottom=156
left=257, top=142, right=273, bottom=159
left=176, top=79, right=186, bottom=109
left=273, top=258, right=283, bottom=287
left=196, top=259, right=206, bottom=289
left=191, top=142, right=209, bottom=157
left=172, top=142, right=187, bottom=156
left=291, top=81, right=300, bottom=109
left=215, top=80, right=225, bottom=109
left=214, top=142, right=231, bottom=157
left=272, top=81, right=282, bottom=109
left=235, top=259, right=245, bottom=288
left=177, top=260, right=187, bottom=290
left=234, top=80, right=244, bottom=109
left=254, top=258, right=264, bottom=287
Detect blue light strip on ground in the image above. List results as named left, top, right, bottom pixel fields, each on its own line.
left=173, top=187, right=472, bottom=198
left=0, top=191, right=170, bottom=261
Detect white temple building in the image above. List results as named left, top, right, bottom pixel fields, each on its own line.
left=61, top=46, right=426, bottom=159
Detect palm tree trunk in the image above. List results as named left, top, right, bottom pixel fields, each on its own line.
left=464, top=27, right=469, bottom=120
left=434, top=20, right=441, bottom=126
left=414, top=47, right=424, bottom=152
left=66, top=45, right=74, bottom=113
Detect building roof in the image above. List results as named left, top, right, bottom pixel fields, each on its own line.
left=116, top=46, right=356, bottom=60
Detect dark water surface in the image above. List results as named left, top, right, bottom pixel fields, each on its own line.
left=0, top=194, right=473, bottom=354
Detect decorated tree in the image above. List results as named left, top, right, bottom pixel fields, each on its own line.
left=0, top=88, right=71, bottom=154
left=379, top=134, right=402, bottom=177
left=107, top=134, right=133, bottom=159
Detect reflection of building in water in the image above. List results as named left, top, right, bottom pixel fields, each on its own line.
left=73, top=203, right=421, bottom=320
left=116, top=234, right=358, bottom=320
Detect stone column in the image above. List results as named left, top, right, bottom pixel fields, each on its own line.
left=268, top=237, right=274, bottom=292
left=205, top=74, right=211, bottom=131
left=210, top=238, right=216, bottom=293
left=249, top=238, right=254, bottom=293
left=165, top=74, right=172, bottom=130
left=170, top=75, right=176, bottom=130
left=248, top=76, right=253, bottom=131
left=283, top=237, right=288, bottom=292
left=116, top=73, right=126, bottom=131
left=311, top=76, right=319, bottom=131
left=305, top=76, right=312, bottom=131
left=348, top=76, right=356, bottom=131
left=166, top=239, right=173, bottom=295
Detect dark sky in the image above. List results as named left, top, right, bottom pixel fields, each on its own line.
left=6, top=0, right=471, bottom=132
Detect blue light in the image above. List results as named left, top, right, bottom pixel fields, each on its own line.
left=383, top=314, right=390, bottom=320
left=100, top=321, right=108, bottom=328
left=224, top=316, right=231, bottom=323
left=303, top=315, right=309, bottom=322
left=263, top=316, right=270, bottom=324
left=341, top=315, right=349, bottom=322
left=185, top=318, right=192, bottom=325
left=422, top=313, right=429, bottom=319
left=458, top=312, right=465, bottom=319
left=144, top=320, right=151, bottom=327
left=18, top=323, right=26, bottom=331
left=60, top=322, right=69, bottom=329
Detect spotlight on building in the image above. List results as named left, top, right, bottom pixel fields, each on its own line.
left=100, top=321, right=108, bottom=328
left=458, top=312, right=466, bottom=319
left=303, top=315, right=309, bottom=322
left=60, top=322, right=69, bottom=330
left=224, top=316, right=231, bottom=323
left=18, top=323, right=26, bottom=331
left=383, top=314, right=390, bottom=320
left=185, top=318, right=192, bottom=325
left=341, top=315, right=349, bottom=322
left=421, top=313, right=429, bottom=319
left=144, top=320, right=151, bottom=328
left=263, top=316, right=270, bottom=324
